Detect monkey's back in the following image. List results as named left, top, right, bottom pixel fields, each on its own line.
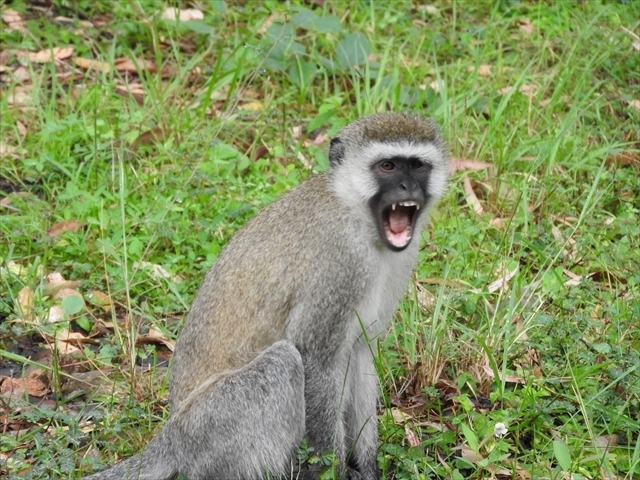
left=169, top=173, right=372, bottom=410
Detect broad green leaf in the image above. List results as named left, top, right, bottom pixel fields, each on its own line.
left=553, top=440, right=572, bottom=471
left=61, top=295, right=84, bottom=317
left=336, top=32, right=371, bottom=69
left=460, top=423, right=479, bottom=452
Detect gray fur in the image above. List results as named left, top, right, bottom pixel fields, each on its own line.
left=82, top=113, right=449, bottom=480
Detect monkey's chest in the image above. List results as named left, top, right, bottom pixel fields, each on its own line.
left=354, top=253, right=416, bottom=339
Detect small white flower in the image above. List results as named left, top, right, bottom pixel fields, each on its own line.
left=494, top=422, right=508, bottom=438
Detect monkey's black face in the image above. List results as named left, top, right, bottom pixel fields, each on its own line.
left=369, top=157, right=431, bottom=251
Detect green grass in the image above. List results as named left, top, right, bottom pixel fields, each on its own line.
left=1, top=1, right=638, bottom=479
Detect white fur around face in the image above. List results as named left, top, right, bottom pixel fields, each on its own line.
left=329, top=140, right=449, bottom=212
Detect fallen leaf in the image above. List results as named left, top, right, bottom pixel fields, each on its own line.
left=519, top=84, right=538, bottom=96
left=44, top=272, right=81, bottom=295
left=16, top=120, right=27, bottom=137
left=391, top=408, right=411, bottom=424
left=74, top=57, right=111, bottom=73
left=489, top=217, right=508, bottom=228
left=46, top=305, right=65, bottom=323
left=10, top=66, right=31, bottom=83
left=0, top=143, right=19, bottom=159
left=6, top=87, right=34, bottom=106
left=487, top=263, right=519, bottom=293
left=1, top=9, right=28, bottom=33
left=47, top=219, right=85, bottom=236
left=404, top=425, right=421, bottom=447
left=136, top=325, right=176, bottom=351
left=482, top=364, right=525, bottom=384
left=240, top=101, right=263, bottom=111
left=85, top=290, right=112, bottom=312
left=114, top=57, right=156, bottom=73
left=115, top=83, right=145, bottom=103
left=478, top=64, right=492, bottom=76
left=519, top=18, right=536, bottom=34
left=134, top=261, right=183, bottom=283
left=0, top=376, right=49, bottom=397
left=25, top=46, right=74, bottom=63
left=16, top=286, right=35, bottom=319
left=463, top=177, right=484, bottom=215
left=606, top=152, right=640, bottom=169
left=497, top=85, right=513, bottom=95
left=48, top=328, right=85, bottom=355
left=258, top=12, right=282, bottom=34
left=161, top=8, right=204, bottom=21
left=628, top=99, right=640, bottom=111
left=621, top=26, right=640, bottom=51
left=450, top=157, right=493, bottom=173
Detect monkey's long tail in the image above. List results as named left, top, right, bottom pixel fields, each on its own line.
left=81, top=428, right=178, bottom=480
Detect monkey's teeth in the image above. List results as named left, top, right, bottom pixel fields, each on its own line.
left=392, top=203, right=397, bottom=211
left=398, top=201, right=417, bottom=207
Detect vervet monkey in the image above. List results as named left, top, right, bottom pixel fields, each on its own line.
left=82, top=113, right=449, bottom=480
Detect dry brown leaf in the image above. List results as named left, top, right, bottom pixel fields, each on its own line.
left=46, top=305, right=65, bottom=323
left=258, top=12, right=282, bottom=34
left=131, top=126, right=170, bottom=150
left=415, top=283, right=435, bottom=309
left=593, top=433, right=620, bottom=452
left=240, top=101, right=263, bottom=111
left=1, top=9, right=27, bottom=33
left=44, top=272, right=81, bottom=295
left=497, top=85, right=513, bottom=95
left=115, top=83, right=145, bottom=103
left=16, top=120, right=27, bottom=137
left=456, top=445, right=484, bottom=463
left=489, top=217, right=508, bottom=229
left=136, top=325, right=176, bottom=351
left=482, top=364, right=525, bottom=384
left=47, top=219, right=85, bottom=236
left=477, top=64, right=492, bottom=76
left=606, top=152, right=640, bottom=169
left=10, top=66, right=31, bottom=83
left=6, top=87, right=34, bottom=106
left=161, top=8, right=204, bottom=21
left=404, top=425, right=421, bottom=447
left=25, top=46, right=74, bottom=63
left=0, top=143, right=19, bottom=159
left=134, top=261, right=183, bottom=283
left=50, top=328, right=85, bottom=354
left=0, top=376, right=49, bottom=397
left=487, top=264, right=519, bottom=293
left=114, top=57, right=156, bottom=73
left=85, top=290, right=112, bottom=312
left=519, top=84, right=538, bottom=97
left=450, top=157, right=493, bottom=173
left=628, top=99, right=640, bottom=111
left=74, top=57, right=111, bottom=73
left=390, top=408, right=411, bottom=424
left=16, top=286, right=35, bottom=319
left=563, top=268, right=582, bottom=287
left=463, top=177, right=484, bottom=215
left=519, top=18, right=536, bottom=34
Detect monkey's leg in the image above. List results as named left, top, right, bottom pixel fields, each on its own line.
left=172, top=339, right=306, bottom=480
left=83, top=340, right=304, bottom=480
left=344, top=345, right=381, bottom=480
left=297, top=356, right=352, bottom=479
left=81, top=426, right=178, bottom=480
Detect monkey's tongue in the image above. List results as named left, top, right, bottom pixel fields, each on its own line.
left=389, top=209, right=410, bottom=234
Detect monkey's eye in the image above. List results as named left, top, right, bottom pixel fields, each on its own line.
left=410, top=159, right=424, bottom=170
left=380, top=161, right=395, bottom=171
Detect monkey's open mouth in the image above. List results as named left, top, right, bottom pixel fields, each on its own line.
left=382, top=201, right=420, bottom=250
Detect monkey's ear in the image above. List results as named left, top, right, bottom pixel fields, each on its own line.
left=328, top=137, right=345, bottom=166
